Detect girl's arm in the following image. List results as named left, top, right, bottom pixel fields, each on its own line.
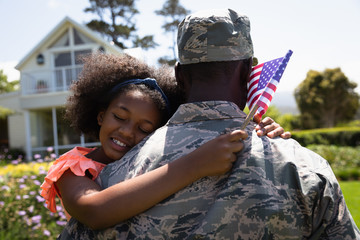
left=56, top=130, right=247, bottom=230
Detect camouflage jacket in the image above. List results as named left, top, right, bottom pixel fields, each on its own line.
left=59, top=101, right=360, bottom=240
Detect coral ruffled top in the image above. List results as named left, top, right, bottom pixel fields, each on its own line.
left=40, top=147, right=106, bottom=213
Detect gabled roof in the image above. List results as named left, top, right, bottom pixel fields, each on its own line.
left=15, top=16, right=123, bottom=70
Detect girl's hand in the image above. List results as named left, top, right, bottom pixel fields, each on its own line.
left=189, top=130, right=248, bottom=178
left=254, top=115, right=291, bottom=139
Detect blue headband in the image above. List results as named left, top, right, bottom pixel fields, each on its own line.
left=110, top=78, right=171, bottom=114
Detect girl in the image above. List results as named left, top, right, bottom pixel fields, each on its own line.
left=41, top=53, right=290, bottom=230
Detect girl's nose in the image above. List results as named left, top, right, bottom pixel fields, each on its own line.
left=118, top=122, right=135, bottom=140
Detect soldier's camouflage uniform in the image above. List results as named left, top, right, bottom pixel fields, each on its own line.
left=59, top=101, right=360, bottom=239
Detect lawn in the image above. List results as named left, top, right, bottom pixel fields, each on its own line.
left=340, top=181, right=360, bottom=228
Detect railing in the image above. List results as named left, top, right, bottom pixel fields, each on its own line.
left=21, top=66, right=83, bottom=95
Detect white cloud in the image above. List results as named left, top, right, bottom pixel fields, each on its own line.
left=0, top=61, right=20, bottom=82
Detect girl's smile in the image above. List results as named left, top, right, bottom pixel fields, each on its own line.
left=96, top=89, right=162, bottom=164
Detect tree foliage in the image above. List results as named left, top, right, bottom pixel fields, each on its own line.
left=0, top=69, right=19, bottom=93
left=155, top=0, right=189, bottom=65
left=84, top=0, right=157, bottom=49
left=294, top=68, right=360, bottom=129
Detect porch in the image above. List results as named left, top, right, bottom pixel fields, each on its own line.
left=21, top=65, right=82, bottom=95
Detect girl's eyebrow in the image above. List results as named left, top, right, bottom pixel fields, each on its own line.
left=116, top=105, right=129, bottom=112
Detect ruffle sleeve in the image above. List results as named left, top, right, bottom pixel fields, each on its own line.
left=40, top=147, right=106, bottom=213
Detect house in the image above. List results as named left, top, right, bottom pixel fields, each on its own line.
left=0, top=17, right=138, bottom=160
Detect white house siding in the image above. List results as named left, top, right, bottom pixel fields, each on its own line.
left=0, top=92, right=26, bottom=150
left=8, top=114, right=26, bottom=149
left=20, top=92, right=67, bottom=109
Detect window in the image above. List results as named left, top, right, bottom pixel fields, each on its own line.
left=73, top=28, right=94, bottom=45
left=54, top=52, right=71, bottom=67
left=49, top=30, right=70, bottom=48
left=30, top=109, right=54, bottom=148
left=75, top=49, right=92, bottom=65
left=56, top=108, right=81, bottom=146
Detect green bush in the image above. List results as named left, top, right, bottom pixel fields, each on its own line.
left=292, top=127, right=360, bottom=146
left=307, top=145, right=360, bottom=181
left=0, top=155, right=65, bottom=239
left=0, top=147, right=26, bottom=163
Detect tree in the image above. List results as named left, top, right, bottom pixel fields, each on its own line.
left=155, top=0, right=189, bottom=65
left=0, top=69, right=19, bottom=93
left=84, top=0, right=157, bottom=49
left=294, top=68, right=360, bottom=129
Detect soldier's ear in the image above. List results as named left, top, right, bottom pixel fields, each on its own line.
left=175, top=62, right=189, bottom=90
left=175, top=62, right=182, bottom=86
left=175, top=62, right=192, bottom=101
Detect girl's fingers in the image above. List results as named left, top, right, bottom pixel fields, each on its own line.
left=261, top=117, right=274, bottom=125
left=280, top=131, right=292, bottom=139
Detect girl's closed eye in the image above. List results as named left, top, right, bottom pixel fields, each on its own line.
left=139, top=124, right=154, bottom=134
left=113, top=111, right=127, bottom=121
left=113, top=113, right=124, bottom=121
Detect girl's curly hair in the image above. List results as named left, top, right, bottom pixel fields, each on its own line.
left=65, top=53, right=184, bottom=139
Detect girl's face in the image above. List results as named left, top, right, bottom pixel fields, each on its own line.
left=97, top=89, right=162, bottom=163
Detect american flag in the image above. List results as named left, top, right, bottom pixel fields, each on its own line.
left=247, top=50, right=293, bottom=118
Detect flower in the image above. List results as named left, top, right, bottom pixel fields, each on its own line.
left=32, top=224, right=41, bottom=230
left=18, top=210, right=26, bottom=216
left=1, top=185, right=10, bottom=191
left=56, top=220, right=67, bottom=226
left=19, top=184, right=27, bottom=189
left=0, top=201, right=4, bottom=207
left=43, top=229, right=51, bottom=236
left=34, top=154, right=41, bottom=159
left=31, top=215, right=42, bottom=224
left=33, top=180, right=41, bottom=186
left=18, top=178, right=25, bottom=183
left=56, top=205, right=63, bottom=212
left=36, top=195, right=45, bottom=202
left=47, top=147, right=54, bottom=152
left=58, top=211, right=67, bottom=220
left=28, top=205, right=34, bottom=213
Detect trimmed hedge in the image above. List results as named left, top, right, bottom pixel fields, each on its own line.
left=307, top=145, right=360, bottom=181
left=292, top=127, right=360, bottom=146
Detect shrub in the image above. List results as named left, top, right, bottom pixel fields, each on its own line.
left=292, top=127, right=360, bottom=146
left=0, top=155, right=66, bottom=239
left=307, top=145, right=360, bottom=181
left=0, top=147, right=26, bottom=164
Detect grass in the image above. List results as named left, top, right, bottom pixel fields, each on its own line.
left=340, top=181, right=360, bottom=228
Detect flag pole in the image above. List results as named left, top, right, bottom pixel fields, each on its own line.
left=240, top=104, right=259, bottom=130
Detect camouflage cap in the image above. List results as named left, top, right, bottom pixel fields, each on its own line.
left=177, top=8, right=254, bottom=65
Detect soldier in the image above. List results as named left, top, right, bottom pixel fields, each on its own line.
left=60, top=8, right=359, bottom=239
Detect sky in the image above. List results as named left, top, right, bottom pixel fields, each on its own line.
left=0, top=0, right=360, bottom=95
